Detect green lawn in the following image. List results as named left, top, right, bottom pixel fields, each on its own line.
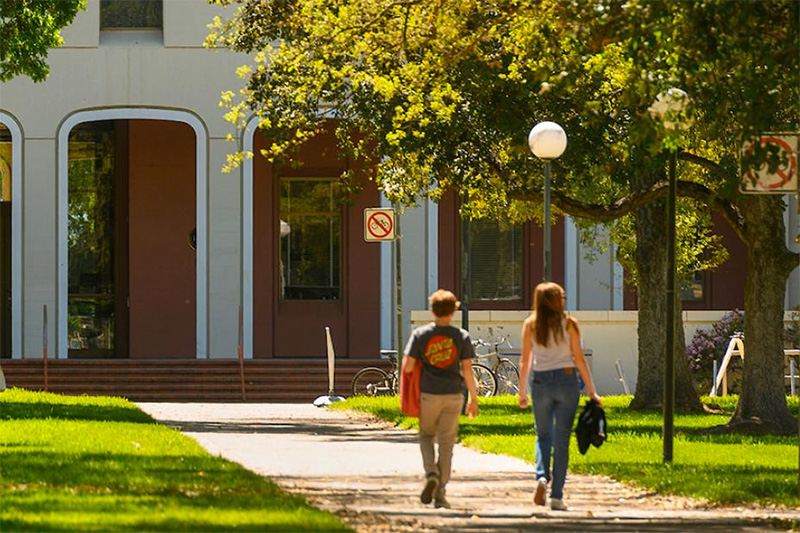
left=0, top=388, right=350, bottom=532
left=333, top=394, right=800, bottom=508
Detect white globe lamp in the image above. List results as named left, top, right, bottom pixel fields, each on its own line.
left=528, top=121, right=567, bottom=281
left=648, top=88, right=689, bottom=132
left=528, top=121, right=567, bottom=160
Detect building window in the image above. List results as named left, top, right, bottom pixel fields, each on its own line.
left=279, top=178, right=341, bottom=300
left=0, top=125, right=9, bottom=202
left=101, top=0, right=162, bottom=30
left=468, top=219, right=523, bottom=302
left=68, top=122, right=117, bottom=355
left=681, top=270, right=705, bottom=302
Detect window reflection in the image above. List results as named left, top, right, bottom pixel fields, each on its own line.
left=279, top=178, right=341, bottom=300
left=469, top=219, right=523, bottom=302
left=0, top=125, right=10, bottom=202
left=0, top=124, right=11, bottom=358
left=101, top=0, right=162, bottom=29
left=68, top=122, right=116, bottom=355
left=682, top=271, right=705, bottom=302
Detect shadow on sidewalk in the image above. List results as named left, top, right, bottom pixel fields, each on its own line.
left=157, top=418, right=419, bottom=443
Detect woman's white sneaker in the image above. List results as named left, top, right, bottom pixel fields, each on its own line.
left=550, top=498, right=568, bottom=511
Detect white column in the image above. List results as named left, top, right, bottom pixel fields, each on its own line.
left=564, top=216, right=578, bottom=310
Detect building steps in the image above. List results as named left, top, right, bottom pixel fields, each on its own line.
left=1, top=359, right=392, bottom=403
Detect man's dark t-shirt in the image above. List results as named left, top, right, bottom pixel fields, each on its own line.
left=404, top=323, right=475, bottom=394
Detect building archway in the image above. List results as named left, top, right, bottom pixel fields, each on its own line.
left=0, top=112, right=22, bottom=359
left=57, top=108, right=208, bottom=359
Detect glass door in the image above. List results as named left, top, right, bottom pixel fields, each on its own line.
left=0, top=125, right=11, bottom=358
left=67, top=121, right=124, bottom=357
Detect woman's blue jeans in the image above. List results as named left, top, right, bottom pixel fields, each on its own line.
left=530, top=368, right=579, bottom=499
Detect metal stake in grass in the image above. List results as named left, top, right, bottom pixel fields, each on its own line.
left=314, top=326, right=345, bottom=407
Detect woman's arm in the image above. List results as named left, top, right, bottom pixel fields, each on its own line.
left=518, top=317, right=533, bottom=409
left=568, top=317, right=602, bottom=406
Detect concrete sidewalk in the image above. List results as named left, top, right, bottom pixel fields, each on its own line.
left=137, top=403, right=799, bottom=532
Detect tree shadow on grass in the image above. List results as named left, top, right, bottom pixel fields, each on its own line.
left=581, top=461, right=800, bottom=506
left=459, top=419, right=795, bottom=445
left=0, top=401, right=154, bottom=424
left=1, top=450, right=349, bottom=532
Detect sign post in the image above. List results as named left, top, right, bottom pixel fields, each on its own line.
left=364, top=208, right=401, bottom=378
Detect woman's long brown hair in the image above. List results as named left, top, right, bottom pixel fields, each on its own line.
left=532, top=282, right=566, bottom=347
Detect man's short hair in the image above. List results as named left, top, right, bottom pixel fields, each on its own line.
left=429, top=289, right=460, bottom=318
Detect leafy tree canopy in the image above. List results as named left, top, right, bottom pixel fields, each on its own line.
left=208, top=0, right=796, bottom=202
left=208, top=0, right=797, bottom=278
left=0, top=0, right=86, bottom=82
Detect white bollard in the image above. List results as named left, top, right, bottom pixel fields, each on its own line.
left=615, top=359, right=631, bottom=395
left=313, top=326, right=345, bottom=407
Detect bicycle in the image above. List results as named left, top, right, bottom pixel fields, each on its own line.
left=351, top=350, right=399, bottom=396
left=472, top=337, right=520, bottom=395
left=471, top=358, right=497, bottom=397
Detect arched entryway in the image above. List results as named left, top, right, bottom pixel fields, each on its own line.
left=58, top=109, right=208, bottom=359
left=0, top=112, right=22, bottom=359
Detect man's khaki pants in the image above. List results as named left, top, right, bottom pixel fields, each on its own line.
left=419, top=392, right=463, bottom=487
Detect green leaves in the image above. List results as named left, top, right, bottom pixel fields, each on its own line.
left=209, top=0, right=798, bottom=236
left=0, top=0, right=86, bottom=82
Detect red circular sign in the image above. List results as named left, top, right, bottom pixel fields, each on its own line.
left=745, top=136, right=797, bottom=190
left=367, top=211, right=393, bottom=239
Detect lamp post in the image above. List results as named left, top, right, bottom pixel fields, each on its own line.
left=648, top=88, right=689, bottom=464
left=461, top=195, right=470, bottom=331
left=528, top=121, right=567, bottom=281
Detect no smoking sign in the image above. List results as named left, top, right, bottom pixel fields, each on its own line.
left=364, top=208, right=396, bottom=242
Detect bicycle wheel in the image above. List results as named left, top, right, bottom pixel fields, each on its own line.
left=351, top=367, right=392, bottom=397
left=472, top=363, right=497, bottom=397
left=495, top=359, right=520, bottom=395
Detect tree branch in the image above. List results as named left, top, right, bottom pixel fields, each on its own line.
left=513, top=180, right=748, bottom=241
left=677, top=150, right=724, bottom=175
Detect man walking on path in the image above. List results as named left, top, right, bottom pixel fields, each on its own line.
left=402, top=289, right=479, bottom=509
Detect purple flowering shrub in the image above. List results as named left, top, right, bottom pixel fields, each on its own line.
left=686, top=310, right=744, bottom=378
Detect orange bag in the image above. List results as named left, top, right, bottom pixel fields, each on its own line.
left=400, top=362, right=422, bottom=417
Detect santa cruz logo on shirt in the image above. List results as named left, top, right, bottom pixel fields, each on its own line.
left=425, top=335, right=457, bottom=368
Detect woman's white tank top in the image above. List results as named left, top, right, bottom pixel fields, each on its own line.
left=532, top=318, right=574, bottom=372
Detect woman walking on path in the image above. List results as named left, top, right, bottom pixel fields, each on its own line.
left=402, top=289, right=480, bottom=509
left=518, top=282, right=602, bottom=511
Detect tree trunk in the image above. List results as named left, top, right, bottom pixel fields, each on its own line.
left=628, top=162, right=703, bottom=413
left=730, top=195, right=796, bottom=434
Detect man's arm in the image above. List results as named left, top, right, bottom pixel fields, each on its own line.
left=401, top=354, right=416, bottom=374
left=461, top=358, right=479, bottom=418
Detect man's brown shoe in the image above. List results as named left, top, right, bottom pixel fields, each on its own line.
left=434, top=488, right=451, bottom=509
left=420, top=474, right=440, bottom=505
